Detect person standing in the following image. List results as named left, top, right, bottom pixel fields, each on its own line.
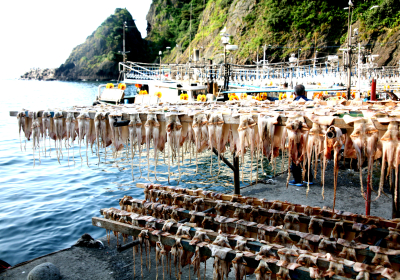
left=289, top=84, right=313, bottom=186
left=293, top=84, right=312, bottom=101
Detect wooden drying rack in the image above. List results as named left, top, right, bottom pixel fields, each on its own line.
left=9, top=110, right=399, bottom=218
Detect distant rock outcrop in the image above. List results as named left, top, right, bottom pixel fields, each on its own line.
left=20, top=68, right=56, bottom=81
left=53, top=8, right=147, bottom=81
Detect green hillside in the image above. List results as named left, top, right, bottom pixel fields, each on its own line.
left=145, top=0, right=400, bottom=66
left=55, top=8, right=147, bottom=81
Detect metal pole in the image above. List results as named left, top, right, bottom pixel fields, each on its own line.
left=347, top=6, right=352, bottom=100
left=123, top=24, right=126, bottom=63
left=233, top=155, right=240, bottom=195
left=357, top=42, right=361, bottom=98
left=224, top=44, right=226, bottom=90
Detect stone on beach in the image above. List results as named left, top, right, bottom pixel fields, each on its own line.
left=27, top=262, right=60, bottom=280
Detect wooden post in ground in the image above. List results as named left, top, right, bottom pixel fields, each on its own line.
left=392, top=170, right=400, bottom=218
left=233, top=155, right=240, bottom=195
left=212, top=148, right=240, bottom=195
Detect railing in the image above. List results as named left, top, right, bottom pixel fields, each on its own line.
left=118, top=61, right=400, bottom=90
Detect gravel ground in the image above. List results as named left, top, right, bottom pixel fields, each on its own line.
left=240, top=159, right=394, bottom=219
left=1, top=159, right=396, bottom=279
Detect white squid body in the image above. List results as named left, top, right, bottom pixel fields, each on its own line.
left=166, top=115, right=182, bottom=184
left=254, top=259, right=272, bottom=280
left=42, top=111, right=51, bottom=156
left=207, top=114, right=217, bottom=175
left=94, top=112, right=103, bottom=164
left=17, top=111, right=26, bottom=151
left=324, top=126, right=344, bottom=212
left=285, top=115, right=308, bottom=188
left=54, top=111, right=65, bottom=164
left=31, top=113, right=41, bottom=167
left=144, top=113, right=160, bottom=181
left=232, top=252, right=247, bottom=280
left=128, top=115, right=137, bottom=180
left=24, top=112, right=33, bottom=141
left=65, top=112, right=77, bottom=166
left=343, top=115, right=379, bottom=200
left=378, top=119, right=399, bottom=206
left=192, top=114, right=208, bottom=173
left=238, top=115, right=257, bottom=183
left=135, top=114, right=143, bottom=178
left=307, top=114, right=334, bottom=198
left=108, top=113, right=124, bottom=154
left=77, top=111, right=89, bottom=165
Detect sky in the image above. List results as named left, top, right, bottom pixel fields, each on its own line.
left=0, top=0, right=152, bottom=79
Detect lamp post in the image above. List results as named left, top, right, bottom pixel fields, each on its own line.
left=220, top=31, right=230, bottom=91
left=344, top=2, right=354, bottom=99
left=297, top=48, right=301, bottom=67
left=159, top=50, right=162, bottom=81
left=313, top=50, right=318, bottom=68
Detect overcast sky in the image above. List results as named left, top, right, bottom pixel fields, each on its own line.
left=0, top=0, right=152, bottom=78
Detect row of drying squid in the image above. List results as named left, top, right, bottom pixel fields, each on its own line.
left=15, top=104, right=399, bottom=210
left=97, top=184, right=400, bottom=280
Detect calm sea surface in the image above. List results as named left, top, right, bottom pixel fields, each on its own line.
left=0, top=79, right=279, bottom=266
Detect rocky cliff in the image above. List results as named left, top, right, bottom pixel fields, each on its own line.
left=145, top=0, right=400, bottom=67
left=55, top=8, right=147, bottom=81
left=20, top=68, right=56, bottom=81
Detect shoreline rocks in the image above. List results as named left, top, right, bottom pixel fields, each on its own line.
left=20, top=68, right=56, bottom=81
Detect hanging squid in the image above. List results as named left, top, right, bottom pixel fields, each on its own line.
left=232, top=252, right=247, bottom=280
left=31, top=112, right=41, bottom=167
left=257, top=114, right=279, bottom=180
left=166, top=114, right=182, bottom=183
left=285, top=114, right=308, bottom=188
left=108, top=112, right=125, bottom=156
left=65, top=112, right=77, bottom=166
left=42, top=111, right=51, bottom=156
left=192, top=113, right=208, bottom=173
left=77, top=111, right=89, bottom=166
left=135, top=114, right=143, bottom=178
left=17, top=111, right=26, bottom=151
left=238, top=115, right=256, bottom=183
left=343, top=115, right=379, bottom=200
left=305, top=114, right=334, bottom=197
left=53, top=111, right=65, bottom=164
left=377, top=118, right=399, bottom=207
left=324, top=126, right=345, bottom=212
left=128, top=114, right=137, bottom=180
left=94, top=112, right=104, bottom=165
left=208, top=112, right=227, bottom=176
left=145, top=113, right=160, bottom=181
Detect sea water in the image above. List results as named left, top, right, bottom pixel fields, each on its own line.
left=0, top=79, right=280, bottom=266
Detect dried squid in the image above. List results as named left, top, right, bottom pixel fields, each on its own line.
left=306, top=114, right=334, bottom=197
left=285, top=114, right=308, bottom=188
left=17, top=111, right=26, bottom=151
left=343, top=115, right=379, bottom=200
left=167, top=114, right=182, bottom=183
left=378, top=118, right=400, bottom=206
left=65, top=112, right=77, bottom=166
left=54, top=111, right=65, bottom=164
left=238, top=115, right=256, bottom=183
left=42, top=111, right=51, bottom=156
left=145, top=113, right=160, bottom=181
left=31, top=112, right=41, bottom=167
left=324, top=126, right=344, bottom=212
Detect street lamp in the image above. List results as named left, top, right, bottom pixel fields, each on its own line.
left=122, top=20, right=136, bottom=63
left=297, top=48, right=301, bottom=67
left=159, top=50, right=162, bottom=80
left=220, top=29, right=230, bottom=91
left=314, top=50, right=318, bottom=68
